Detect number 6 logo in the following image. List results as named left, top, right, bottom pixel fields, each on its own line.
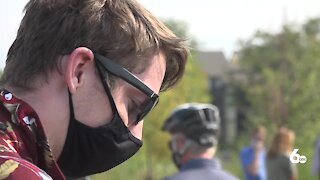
left=290, top=149, right=307, bottom=164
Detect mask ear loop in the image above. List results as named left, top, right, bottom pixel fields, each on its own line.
left=67, top=61, right=119, bottom=121
left=96, top=60, right=143, bottom=146
left=95, top=60, right=120, bottom=117
left=68, top=90, right=75, bottom=120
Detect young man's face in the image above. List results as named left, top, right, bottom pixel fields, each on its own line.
left=110, top=52, right=166, bottom=139
left=72, top=50, right=166, bottom=140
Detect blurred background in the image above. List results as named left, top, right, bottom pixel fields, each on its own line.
left=1, top=0, right=320, bottom=179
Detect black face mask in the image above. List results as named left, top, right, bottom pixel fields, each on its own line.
left=171, top=152, right=182, bottom=169
left=169, top=141, right=182, bottom=169
left=57, top=91, right=143, bottom=178
left=169, top=139, right=192, bottom=170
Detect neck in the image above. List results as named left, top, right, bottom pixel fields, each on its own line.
left=181, top=147, right=215, bottom=165
left=4, top=78, right=70, bottom=160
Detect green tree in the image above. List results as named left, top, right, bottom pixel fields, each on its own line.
left=162, top=18, right=198, bottom=49
left=236, top=18, right=320, bottom=179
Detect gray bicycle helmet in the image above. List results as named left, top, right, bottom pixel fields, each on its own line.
left=163, top=103, right=220, bottom=147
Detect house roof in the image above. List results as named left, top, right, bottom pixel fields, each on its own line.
left=196, top=51, right=232, bottom=77
left=196, top=51, right=246, bottom=83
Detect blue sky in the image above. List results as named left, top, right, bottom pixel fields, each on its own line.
left=1, top=0, right=320, bottom=68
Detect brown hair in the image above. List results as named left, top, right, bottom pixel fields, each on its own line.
left=267, top=127, right=295, bottom=159
left=2, top=0, right=188, bottom=91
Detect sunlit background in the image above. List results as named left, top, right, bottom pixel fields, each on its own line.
left=2, top=0, right=320, bottom=65
left=1, top=0, right=320, bottom=179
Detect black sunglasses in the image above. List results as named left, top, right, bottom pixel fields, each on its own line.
left=94, top=53, right=159, bottom=123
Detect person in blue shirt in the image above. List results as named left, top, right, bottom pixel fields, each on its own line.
left=240, top=126, right=267, bottom=180
left=162, top=103, right=238, bottom=180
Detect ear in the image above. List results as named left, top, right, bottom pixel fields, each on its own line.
left=65, top=47, right=94, bottom=94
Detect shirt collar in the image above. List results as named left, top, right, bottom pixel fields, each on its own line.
left=180, top=158, right=221, bottom=171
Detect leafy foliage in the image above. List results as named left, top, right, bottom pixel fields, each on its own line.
left=236, top=18, right=320, bottom=179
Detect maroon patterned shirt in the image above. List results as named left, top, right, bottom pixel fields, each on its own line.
left=0, top=89, right=66, bottom=180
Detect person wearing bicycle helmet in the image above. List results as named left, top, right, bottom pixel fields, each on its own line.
left=163, top=103, right=238, bottom=180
